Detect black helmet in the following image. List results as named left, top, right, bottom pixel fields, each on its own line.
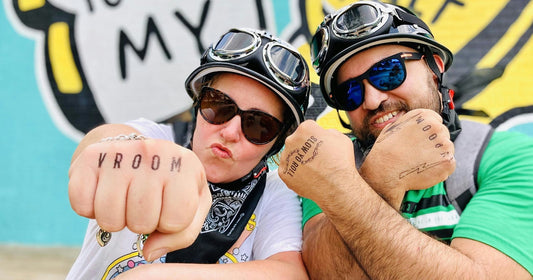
left=185, top=27, right=311, bottom=156
left=186, top=28, right=310, bottom=131
left=310, top=0, right=453, bottom=103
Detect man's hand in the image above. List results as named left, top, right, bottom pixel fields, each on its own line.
left=68, top=136, right=211, bottom=261
left=360, top=109, right=456, bottom=207
left=278, top=120, right=358, bottom=207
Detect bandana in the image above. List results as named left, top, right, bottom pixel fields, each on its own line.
left=165, top=161, right=267, bottom=263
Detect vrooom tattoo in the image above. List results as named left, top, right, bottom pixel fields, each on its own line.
left=397, top=113, right=452, bottom=179
left=98, top=152, right=182, bottom=171
left=282, top=136, right=323, bottom=177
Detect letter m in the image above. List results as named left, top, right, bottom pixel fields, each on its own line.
left=119, top=16, right=172, bottom=79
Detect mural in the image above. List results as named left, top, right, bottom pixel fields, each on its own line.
left=1, top=0, right=531, bottom=246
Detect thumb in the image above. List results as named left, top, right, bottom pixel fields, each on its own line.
left=142, top=198, right=210, bottom=262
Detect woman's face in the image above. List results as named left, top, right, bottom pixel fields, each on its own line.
left=192, top=73, right=284, bottom=183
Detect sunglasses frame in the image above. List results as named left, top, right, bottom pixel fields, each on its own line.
left=332, top=52, right=423, bottom=111
left=197, top=87, right=284, bottom=145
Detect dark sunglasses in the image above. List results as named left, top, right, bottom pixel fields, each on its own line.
left=332, top=52, right=423, bottom=111
left=198, top=87, right=283, bottom=145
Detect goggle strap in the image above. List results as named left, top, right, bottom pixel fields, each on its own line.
left=421, top=46, right=444, bottom=83
left=336, top=109, right=353, bottom=130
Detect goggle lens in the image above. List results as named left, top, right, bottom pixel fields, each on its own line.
left=336, top=4, right=380, bottom=35
left=333, top=52, right=422, bottom=111
left=213, top=30, right=258, bottom=58
left=269, top=45, right=305, bottom=84
left=199, top=87, right=283, bottom=144
left=209, top=28, right=308, bottom=91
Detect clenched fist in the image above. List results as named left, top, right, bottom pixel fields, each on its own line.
left=68, top=124, right=211, bottom=261
left=278, top=120, right=358, bottom=208
left=360, top=109, right=456, bottom=207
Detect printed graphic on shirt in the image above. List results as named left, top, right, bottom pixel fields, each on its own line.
left=101, top=239, right=165, bottom=280
left=219, top=213, right=257, bottom=264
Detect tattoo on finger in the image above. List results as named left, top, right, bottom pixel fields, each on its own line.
left=98, top=152, right=182, bottom=172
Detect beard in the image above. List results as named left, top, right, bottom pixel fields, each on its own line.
left=353, top=76, right=442, bottom=152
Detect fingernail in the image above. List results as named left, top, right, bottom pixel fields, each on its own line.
left=147, top=248, right=168, bottom=262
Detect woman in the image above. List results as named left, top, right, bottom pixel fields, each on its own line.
left=67, top=28, right=310, bottom=279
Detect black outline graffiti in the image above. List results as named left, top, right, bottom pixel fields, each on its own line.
left=174, top=0, right=268, bottom=55
left=118, top=16, right=172, bottom=79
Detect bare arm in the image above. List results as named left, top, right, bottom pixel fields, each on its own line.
left=280, top=111, right=531, bottom=279
left=115, top=251, right=308, bottom=280
left=319, top=170, right=530, bottom=279
left=302, top=214, right=369, bottom=280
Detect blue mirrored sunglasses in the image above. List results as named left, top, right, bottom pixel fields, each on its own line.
left=332, top=52, right=423, bottom=111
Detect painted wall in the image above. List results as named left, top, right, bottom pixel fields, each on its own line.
left=1, top=0, right=532, bottom=246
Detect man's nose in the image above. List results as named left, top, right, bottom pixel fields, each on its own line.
left=361, top=80, right=389, bottom=111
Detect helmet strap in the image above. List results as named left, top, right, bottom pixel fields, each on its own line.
left=421, top=46, right=455, bottom=111
left=336, top=109, right=353, bottom=130
left=420, top=46, right=462, bottom=141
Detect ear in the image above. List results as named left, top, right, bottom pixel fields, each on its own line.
left=432, top=54, right=445, bottom=73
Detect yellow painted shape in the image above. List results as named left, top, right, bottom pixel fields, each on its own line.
left=478, top=1, right=533, bottom=68
left=316, top=109, right=352, bottom=133
left=397, top=1, right=508, bottom=54
left=18, top=0, right=45, bottom=12
left=48, top=22, right=83, bottom=94
left=463, top=35, right=533, bottom=121
left=306, top=0, right=325, bottom=35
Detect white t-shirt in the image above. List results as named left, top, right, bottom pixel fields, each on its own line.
left=66, top=119, right=303, bottom=280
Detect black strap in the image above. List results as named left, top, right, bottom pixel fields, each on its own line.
left=165, top=169, right=267, bottom=263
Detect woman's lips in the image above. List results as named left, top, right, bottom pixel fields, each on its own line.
left=211, top=143, right=232, bottom=159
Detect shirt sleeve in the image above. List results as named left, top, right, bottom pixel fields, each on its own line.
left=301, top=197, right=323, bottom=226
left=452, top=131, right=533, bottom=275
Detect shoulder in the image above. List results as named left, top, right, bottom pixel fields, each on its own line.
left=481, top=130, right=533, bottom=165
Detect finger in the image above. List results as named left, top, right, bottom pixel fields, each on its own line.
left=158, top=176, right=199, bottom=234
left=68, top=157, right=98, bottom=218
left=126, top=170, right=162, bottom=234
left=143, top=190, right=211, bottom=262
left=93, top=163, right=129, bottom=232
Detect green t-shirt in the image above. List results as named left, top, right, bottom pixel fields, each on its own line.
left=301, top=130, right=533, bottom=275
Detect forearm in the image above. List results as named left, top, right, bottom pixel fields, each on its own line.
left=71, top=123, right=139, bottom=163
left=323, top=172, right=485, bottom=280
left=303, top=214, right=369, bottom=280
left=117, top=255, right=308, bottom=280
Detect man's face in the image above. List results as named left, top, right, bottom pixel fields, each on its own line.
left=335, top=45, right=443, bottom=146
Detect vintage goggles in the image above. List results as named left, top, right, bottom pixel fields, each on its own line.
left=207, top=28, right=308, bottom=91
left=310, top=1, right=432, bottom=74
left=198, top=87, right=283, bottom=145
left=331, top=52, right=423, bottom=111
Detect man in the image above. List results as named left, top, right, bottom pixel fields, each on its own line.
left=278, top=1, right=533, bottom=279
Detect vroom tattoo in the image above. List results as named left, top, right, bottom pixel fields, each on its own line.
left=281, top=136, right=322, bottom=177
left=98, top=152, right=182, bottom=172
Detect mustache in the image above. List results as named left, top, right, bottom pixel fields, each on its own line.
left=363, top=101, right=410, bottom=126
